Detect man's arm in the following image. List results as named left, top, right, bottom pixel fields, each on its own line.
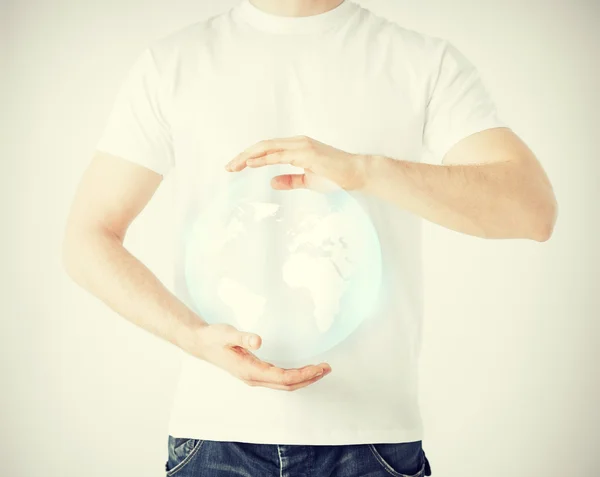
left=363, top=127, right=558, bottom=241
left=225, top=128, right=558, bottom=242
left=62, top=151, right=330, bottom=390
left=62, top=151, right=203, bottom=351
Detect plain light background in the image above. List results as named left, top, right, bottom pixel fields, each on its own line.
left=2, top=0, right=599, bottom=476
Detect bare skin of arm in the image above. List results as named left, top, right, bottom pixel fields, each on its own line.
left=363, top=127, right=558, bottom=241
left=62, top=151, right=331, bottom=391
left=227, top=128, right=558, bottom=241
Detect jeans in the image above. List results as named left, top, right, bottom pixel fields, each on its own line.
left=165, top=435, right=432, bottom=477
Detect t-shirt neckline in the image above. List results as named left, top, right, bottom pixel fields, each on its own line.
left=232, top=0, right=358, bottom=35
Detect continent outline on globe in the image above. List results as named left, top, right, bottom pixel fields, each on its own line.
left=180, top=174, right=383, bottom=365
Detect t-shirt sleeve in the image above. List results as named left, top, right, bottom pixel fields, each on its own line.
left=96, top=48, right=175, bottom=176
left=422, top=40, right=508, bottom=164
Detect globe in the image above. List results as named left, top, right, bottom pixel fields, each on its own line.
left=182, top=170, right=382, bottom=366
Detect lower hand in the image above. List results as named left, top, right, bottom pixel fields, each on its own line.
left=187, top=322, right=332, bottom=391
left=225, top=135, right=368, bottom=191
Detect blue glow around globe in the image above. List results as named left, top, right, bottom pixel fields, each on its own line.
left=182, top=171, right=382, bottom=366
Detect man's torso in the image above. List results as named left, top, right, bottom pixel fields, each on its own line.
left=157, top=1, right=436, bottom=445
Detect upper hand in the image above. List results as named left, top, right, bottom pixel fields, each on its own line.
left=225, top=135, right=368, bottom=192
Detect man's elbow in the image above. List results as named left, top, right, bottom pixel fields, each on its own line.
left=61, top=223, right=101, bottom=283
left=528, top=196, right=558, bottom=242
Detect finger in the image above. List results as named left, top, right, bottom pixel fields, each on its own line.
left=245, top=361, right=332, bottom=386
left=247, top=150, right=311, bottom=170
left=222, top=326, right=262, bottom=350
left=226, top=149, right=281, bottom=172
left=271, top=174, right=307, bottom=190
left=247, top=368, right=331, bottom=391
left=225, top=138, right=303, bottom=172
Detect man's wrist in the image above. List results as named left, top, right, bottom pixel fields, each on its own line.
left=358, top=154, right=389, bottom=194
left=172, top=310, right=208, bottom=355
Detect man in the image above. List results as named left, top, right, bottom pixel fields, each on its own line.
left=62, top=0, right=557, bottom=475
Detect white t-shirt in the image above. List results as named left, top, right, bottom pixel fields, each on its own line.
left=97, top=0, right=506, bottom=445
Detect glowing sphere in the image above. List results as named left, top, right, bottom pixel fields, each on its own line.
left=182, top=171, right=382, bottom=366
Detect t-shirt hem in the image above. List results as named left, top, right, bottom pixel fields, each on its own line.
left=165, top=425, right=425, bottom=445
left=435, top=119, right=509, bottom=163
left=94, top=145, right=171, bottom=176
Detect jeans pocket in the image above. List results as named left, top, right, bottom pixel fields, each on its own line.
left=368, top=441, right=429, bottom=477
left=165, top=435, right=204, bottom=476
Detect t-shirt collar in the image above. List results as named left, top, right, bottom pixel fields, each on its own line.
left=233, top=0, right=358, bottom=35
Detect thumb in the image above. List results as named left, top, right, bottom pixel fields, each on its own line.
left=225, top=327, right=262, bottom=350
left=271, top=172, right=340, bottom=194
left=271, top=174, right=307, bottom=190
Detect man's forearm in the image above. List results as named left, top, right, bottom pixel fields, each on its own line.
left=361, top=155, right=557, bottom=241
left=62, top=227, right=204, bottom=353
